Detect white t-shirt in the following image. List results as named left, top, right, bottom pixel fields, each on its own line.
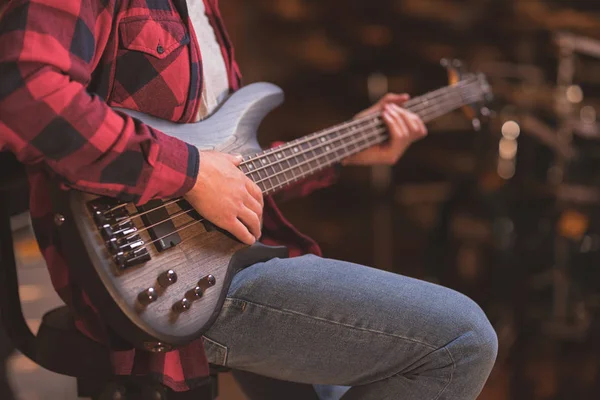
left=187, top=0, right=231, bottom=121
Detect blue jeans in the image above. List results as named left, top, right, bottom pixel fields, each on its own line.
left=202, top=255, right=498, bottom=400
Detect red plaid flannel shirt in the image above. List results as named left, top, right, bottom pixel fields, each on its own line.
left=0, top=0, right=336, bottom=391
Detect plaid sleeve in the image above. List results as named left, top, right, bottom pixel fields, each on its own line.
left=0, top=0, right=199, bottom=205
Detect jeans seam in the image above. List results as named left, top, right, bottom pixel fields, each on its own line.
left=431, top=346, right=455, bottom=400
left=229, top=296, right=446, bottom=355
left=230, top=297, right=455, bottom=391
left=228, top=297, right=456, bottom=393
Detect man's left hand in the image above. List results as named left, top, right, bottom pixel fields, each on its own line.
left=342, top=93, right=427, bottom=166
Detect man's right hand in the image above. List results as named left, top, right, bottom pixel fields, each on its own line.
left=184, top=151, right=263, bottom=245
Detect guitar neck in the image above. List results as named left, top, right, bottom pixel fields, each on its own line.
left=239, top=78, right=482, bottom=196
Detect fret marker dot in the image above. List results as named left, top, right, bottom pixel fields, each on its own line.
left=248, top=164, right=253, bottom=169
left=325, top=146, right=330, bottom=151
left=293, top=147, right=298, bottom=152
left=277, top=154, right=282, bottom=158
left=261, top=159, right=266, bottom=164
left=321, top=137, right=326, bottom=142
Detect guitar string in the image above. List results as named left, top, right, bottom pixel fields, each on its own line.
left=122, top=207, right=198, bottom=239
left=108, top=89, right=482, bottom=232
left=239, top=84, right=480, bottom=179
left=122, top=80, right=486, bottom=254
left=241, top=119, right=384, bottom=177
left=104, top=77, right=481, bottom=216
left=240, top=77, right=480, bottom=168
left=122, top=125, right=391, bottom=257
left=238, top=80, right=477, bottom=172
left=251, top=91, right=482, bottom=191
left=262, top=91, right=482, bottom=195
left=109, top=118, right=379, bottom=229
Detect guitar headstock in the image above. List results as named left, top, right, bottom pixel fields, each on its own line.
left=441, top=58, right=494, bottom=131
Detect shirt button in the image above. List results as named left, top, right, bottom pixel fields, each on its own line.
left=157, top=45, right=164, bottom=54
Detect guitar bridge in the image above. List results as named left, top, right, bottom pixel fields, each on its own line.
left=88, top=198, right=151, bottom=270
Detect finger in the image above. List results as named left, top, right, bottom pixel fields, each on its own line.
left=246, top=179, right=264, bottom=208
left=226, top=218, right=256, bottom=245
left=355, top=93, right=410, bottom=119
left=238, top=206, right=262, bottom=239
left=385, top=104, right=410, bottom=141
left=382, top=93, right=410, bottom=106
left=226, top=153, right=244, bottom=166
left=416, top=117, right=427, bottom=137
left=245, top=193, right=263, bottom=220
left=408, top=112, right=427, bottom=138
left=393, top=105, right=420, bottom=134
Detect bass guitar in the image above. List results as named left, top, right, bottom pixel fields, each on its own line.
left=51, top=60, right=493, bottom=352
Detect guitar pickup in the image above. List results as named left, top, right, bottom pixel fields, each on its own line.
left=136, top=200, right=182, bottom=252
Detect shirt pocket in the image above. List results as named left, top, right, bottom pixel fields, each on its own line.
left=109, top=16, right=192, bottom=121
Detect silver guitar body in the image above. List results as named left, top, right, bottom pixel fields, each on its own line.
left=52, top=83, right=289, bottom=351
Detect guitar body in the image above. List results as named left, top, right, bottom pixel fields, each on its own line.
left=51, top=83, right=289, bottom=352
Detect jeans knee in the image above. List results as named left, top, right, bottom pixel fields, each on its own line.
left=468, top=300, right=498, bottom=369
left=473, top=310, right=498, bottom=368
left=451, top=294, right=498, bottom=370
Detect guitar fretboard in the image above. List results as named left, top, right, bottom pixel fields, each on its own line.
left=239, top=77, right=485, bottom=195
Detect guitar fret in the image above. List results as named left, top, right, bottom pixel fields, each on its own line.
left=253, top=159, right=274, bottom=192
left=330, top=130, right=346, bottom=161
left=275, top=149, right=292, bottom=182
left=244, top=160, right=261, bottom=183
left=312, top=141, right=322, bottom=170
left=296, top=141, right=312, bottom=176
left=266, top=152, right=283, bottom=187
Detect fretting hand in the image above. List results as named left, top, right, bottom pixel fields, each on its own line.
left=184, top=151, right=263, bottom=245
left=342, top=93, right=427, bottom=166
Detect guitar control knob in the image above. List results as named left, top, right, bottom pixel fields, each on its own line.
left=172, top=298, right=191, bottom=313
left=186, top=286, right=203, bottom=300
left=198, top=274, right=216, bottom=289
left=158, top=270, right=178, bottom=287
left=138, top=287, right=158, bottom=305
left=207, top=274, right=216, bottom=286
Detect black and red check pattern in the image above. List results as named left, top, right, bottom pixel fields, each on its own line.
left=0, top=0, right=336, bottom=391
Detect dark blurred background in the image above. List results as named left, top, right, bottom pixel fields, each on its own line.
left=220, top=1, right=600, bottom=399
left=6, top=1, right=600, bottom=399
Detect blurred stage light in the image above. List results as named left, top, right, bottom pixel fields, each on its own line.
left=497, top=158, right=515, bottom=180
left=499, top=137, right=518, bottom=159
left=368, top=72, right=389, bottom=103
left=501, top=120, right=520, bottom=139
left=580, top=105, right=596, bottom=123
left=566, top=84, right=584, bottom=103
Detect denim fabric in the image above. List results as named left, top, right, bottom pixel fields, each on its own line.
left=203, top=255, right=497, bottom=400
